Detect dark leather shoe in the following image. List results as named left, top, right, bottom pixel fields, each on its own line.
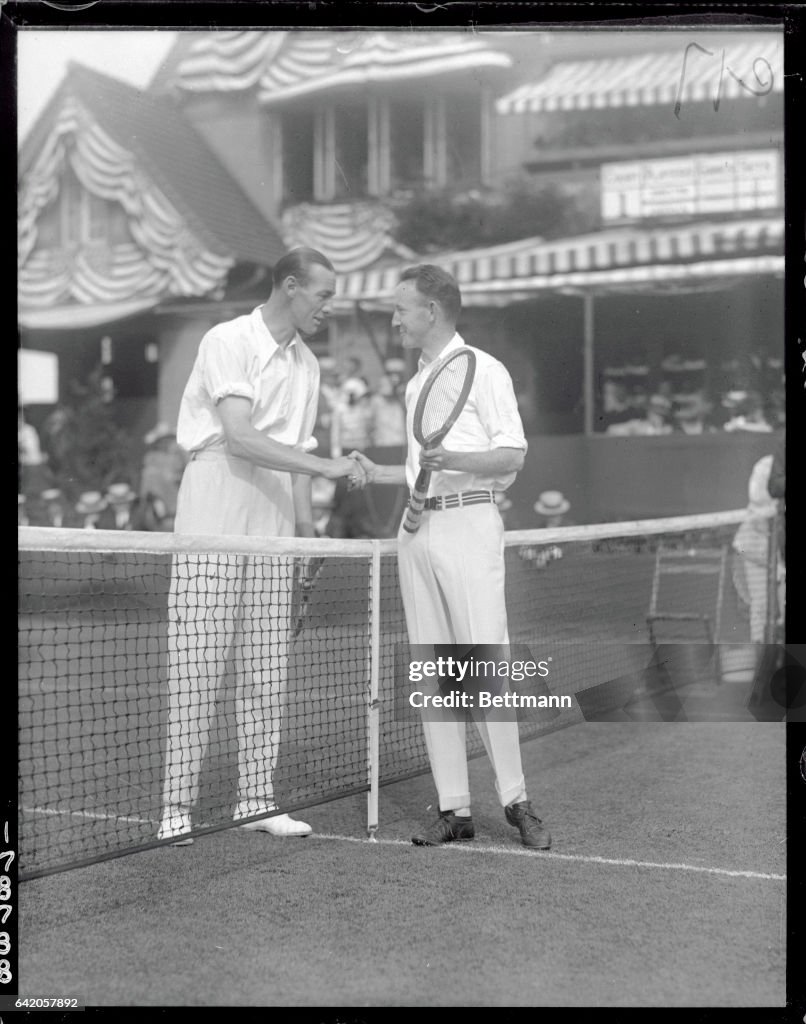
left=412, top=810, right=475, bottom=846
left=505, top=800, right=552, bottom=849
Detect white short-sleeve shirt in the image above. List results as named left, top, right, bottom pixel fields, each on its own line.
left=404, top=333, right=527, bottom=495
left=176, top=306, right=321, bottom=455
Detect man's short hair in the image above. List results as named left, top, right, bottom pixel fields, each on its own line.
left=273, top=247, right=334, bottom=288
left=399, top=264, right=462, bottom=324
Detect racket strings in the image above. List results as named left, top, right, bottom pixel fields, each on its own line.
left=419, top=356, right=474, bottom=442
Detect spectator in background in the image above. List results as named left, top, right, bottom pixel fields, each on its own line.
left=136, top=423, right=186, bottom=531
left=40, top=404, right=72, bottom=476
left=732, top=454, right=779, bottom=642
left=519, top=490, right=572, bottom=569
left=75, top=490, right=108, bottom=530
left=767, top=436, right=785, bottom=567
left=103, top=482, right=137, bottom=530
left=310, top=476, right=337, bottom=536
left=672, top=392, right=716, bottom=435
left=369, top=373, right=406, bottom=447
left=601, top=380, right=632, bottom=430
left=342, top=355, right=363, bottom=380
left=314, top=356, right=342, bottom=456
left=533, top=490, right=571, bottom=529
left=607, top=393, right=672, bottom=436
left=18, top=494, right=28, bottom=526
left=41, top=488, right=65, bottom=528
left=723, top=391, right=772, bottom=433
left=331, top=377, right=374, bottom=456
left=18, top=408, right=52, bottom=501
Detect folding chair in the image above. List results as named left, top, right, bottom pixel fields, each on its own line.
left=646, top=542, right=729, bottom=683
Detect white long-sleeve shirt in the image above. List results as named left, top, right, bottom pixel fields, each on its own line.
left=405, top=333, right=527, bottom=495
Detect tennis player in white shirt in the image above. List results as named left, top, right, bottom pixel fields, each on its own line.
left=159, top=247, right=364, bottom=846
left=351, top=265, right=551, bottom=849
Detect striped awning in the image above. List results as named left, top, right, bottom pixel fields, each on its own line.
left=496, top=36, right=782, bottom=114
left=334, top=217, right=784, bottom=307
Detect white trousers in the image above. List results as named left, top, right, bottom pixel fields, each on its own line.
left=162, top=452, right=295, bottom=818
left=397, top=502, right=527, bottom=811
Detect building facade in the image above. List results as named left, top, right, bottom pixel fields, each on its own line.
left=18, top=28, right=784, bottom=519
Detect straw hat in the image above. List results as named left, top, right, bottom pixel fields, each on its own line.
left=534, top=490, right=570, bottom=517
left=144, top=422, right=175, bottom=446
left=41, top=488, right=63, bottom=503
left=495, top=492, right=513, bottom=513
left=75, top=491, right=108, bottom=515
left=106, top=482, right=137, bottom=505
left=384, top=358, right=406, bottom=374
left=343, top=377, right=369, bottom=400
left=648, top=393, right=672, bottom=414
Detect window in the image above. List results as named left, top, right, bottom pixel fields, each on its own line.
left=33, top=165, right=133, bottom=249
left=278, top=91, right=484, bottom=204
left=389, top=98, right=425, bottom=191
left=282, top=109, right=315, bottom=203
left=61, top=167, right=83, bottom=245
left=445, top=93, right=482, bottom=187
left=333, top=104, right=369, bottom=198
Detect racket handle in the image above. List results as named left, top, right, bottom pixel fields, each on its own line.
left=402, top=470, right=430, bottom=534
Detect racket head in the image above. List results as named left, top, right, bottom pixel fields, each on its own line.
left=412, top=347, right=476, bottom=449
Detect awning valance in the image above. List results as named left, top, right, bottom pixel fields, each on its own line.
left=496, top=36, right=782, bottom=114
left=334, top=217, right=783, bottom=308
left=19, top=297, right=160, bottom=331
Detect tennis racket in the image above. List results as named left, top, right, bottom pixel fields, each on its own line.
left=402, top=347, right=477, bottom=535
left=291, top=556, right=325, bottom=639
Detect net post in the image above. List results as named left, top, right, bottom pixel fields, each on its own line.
left=765, top=512, right=779, bottom=644
left=366, top=540, right=382, bottom=842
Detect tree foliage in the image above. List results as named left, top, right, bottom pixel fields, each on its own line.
left=390, top=178, right=597, bottom=254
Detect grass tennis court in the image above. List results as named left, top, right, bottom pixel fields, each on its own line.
left=18, top=720, right=785, bottom=1007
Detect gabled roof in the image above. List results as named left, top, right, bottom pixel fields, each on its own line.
left=20, top=62, right=285, bottom=268
left=158, top=30, right=513, bottom=103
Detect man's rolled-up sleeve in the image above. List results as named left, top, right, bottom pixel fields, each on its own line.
left=201, top=332, right=255, bottom=405
left=476, top=361, right=528, bottom=452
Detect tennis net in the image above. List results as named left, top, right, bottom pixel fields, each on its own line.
left=18, top=509, right=772, bottom=878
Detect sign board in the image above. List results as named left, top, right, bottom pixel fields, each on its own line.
left=18, top=349, right=59, bottom=405
left=601, top=150, right=781, bottom=221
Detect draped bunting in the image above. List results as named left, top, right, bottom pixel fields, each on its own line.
left=171, top=32, right=288, bottom=93
left=19, top=95, right=234, bottom=311
left=281, top=202, right=414, bottom=275
left=169, top=31, right=511, bottom=101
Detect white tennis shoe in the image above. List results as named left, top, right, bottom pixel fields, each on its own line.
left=158, top=814, right=194, bottom=846
left=236, top=812, right=312, bottom=837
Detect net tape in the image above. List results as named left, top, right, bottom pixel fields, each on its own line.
left=18, top=510, right=767, bottom=878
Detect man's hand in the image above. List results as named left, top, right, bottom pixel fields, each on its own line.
left=325, top=455, right=365, bottom=483
left=348, top=451, right=378, bottom=488
left=418, top=444, right=456, bottom=473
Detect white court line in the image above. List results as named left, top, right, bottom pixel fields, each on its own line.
left=23, top=805, right=154, bottom=826
left=17, top=813, right=787, bottom=882
left=311, top=832, right=786, bottom=882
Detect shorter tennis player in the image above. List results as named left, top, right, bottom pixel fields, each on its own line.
left=352, top=265, right=551, bottom=849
